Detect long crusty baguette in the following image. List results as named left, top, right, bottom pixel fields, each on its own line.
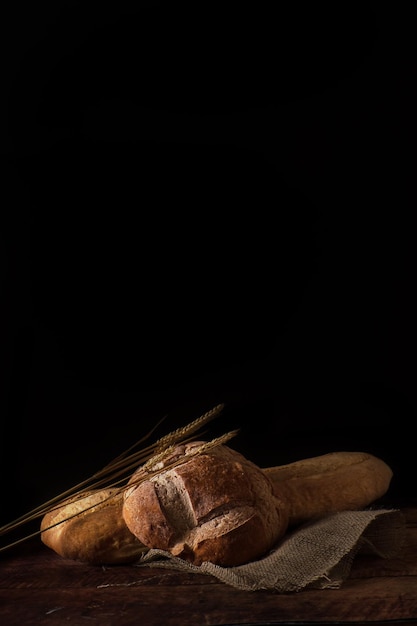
left=263, top=451, right=393, bottom=526
left=40, top=488, right=147, bottom=564
left=40, top=449, right=393, bottom=565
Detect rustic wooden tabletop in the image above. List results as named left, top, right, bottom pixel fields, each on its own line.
left=1, top=508, right=416, bottom=626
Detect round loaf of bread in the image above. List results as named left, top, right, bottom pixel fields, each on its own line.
left=122, top=442, right=289, bottom=567
left=40, top=488, right=147, bottom=564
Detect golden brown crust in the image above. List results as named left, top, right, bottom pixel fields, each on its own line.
left=263, top=451, right=393, bottom=526
left=122, top=442, right=289, bottom=566
left=40, top=488, right=147, bottom=564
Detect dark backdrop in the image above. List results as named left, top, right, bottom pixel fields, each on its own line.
left=2, top=3, right=416, bottom=530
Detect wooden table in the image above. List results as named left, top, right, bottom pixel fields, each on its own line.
left=1, top=508, right=417, bottom=626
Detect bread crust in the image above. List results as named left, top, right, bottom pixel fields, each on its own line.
left=40, top=488, right=146, bottom=564
left=263, top=451, right=393, bottom=526
left=122, top=442, right=289, bottom=566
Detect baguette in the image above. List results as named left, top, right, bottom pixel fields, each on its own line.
left=40, top=448, right=393, bottom=566
left=263, top=450, right=393, bottom=526
left=40, top=488, right=146, bottom=564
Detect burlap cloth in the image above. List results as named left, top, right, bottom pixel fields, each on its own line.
left=135, top=508, right=405, bottom=592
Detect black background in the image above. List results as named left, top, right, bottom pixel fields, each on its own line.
left=2, top=2, right=416, bottom=529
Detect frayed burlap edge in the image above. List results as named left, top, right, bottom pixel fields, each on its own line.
left=134, top=508, right=405, bottom=592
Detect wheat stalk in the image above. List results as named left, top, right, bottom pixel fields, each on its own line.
left=0, top=403, right=234, bottom=554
